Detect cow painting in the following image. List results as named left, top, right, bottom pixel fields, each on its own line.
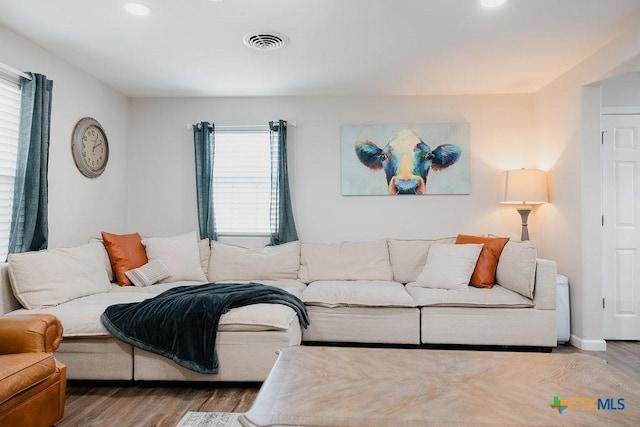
left=354, top=129, right=462, bottom=195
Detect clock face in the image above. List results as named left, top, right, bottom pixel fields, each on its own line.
left=82, top=125, right=107, bottom=171
left=72, top=118, right=109, bottom=178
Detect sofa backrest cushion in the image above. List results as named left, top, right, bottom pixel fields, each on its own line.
left=8, top=242, right=112, bottom=309
left=87, top=237, right=115, bottom=282
left=387, top=237, right=456, bottom=284
left=298, top=240, right=393, bottom=283
left=207, top=241, right=301, bottom=282
left=142, top=231, right=207, bottom=283
left=495, top=240, right=537, bottom=298
left=198, top=238, right=211, bottom=275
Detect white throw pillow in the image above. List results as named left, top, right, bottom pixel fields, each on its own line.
left=415, top=244, right=483, bottom=290
left=142, top=231, right=207, bottom=283
left=207, top=241, right=300, bottom=282
left=8, top=242, right=112, bottom=309
left=125, top=259, right=172, bottom=287
left=298, top=240, right=393, bottom=283
left=495, top=240, right=537, bottom=298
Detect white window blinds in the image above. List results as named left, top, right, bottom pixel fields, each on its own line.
left=0, top=78, right=20, bottom=259
left=213, top=131, right=273, bottom=235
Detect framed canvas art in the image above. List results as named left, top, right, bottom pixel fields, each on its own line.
left=341, top=123, right=470, bottom=195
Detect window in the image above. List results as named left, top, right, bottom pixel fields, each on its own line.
left=0, top=78, right=21, bottom=259
left=213, top=130, right=276, bottom=235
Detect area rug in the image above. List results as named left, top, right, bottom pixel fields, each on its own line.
left=176, top=412, right=242, bottom=427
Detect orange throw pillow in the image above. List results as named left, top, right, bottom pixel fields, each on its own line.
left=455, top=234, right=509, bottom=288
left=101, top=231, right=148, bottom=286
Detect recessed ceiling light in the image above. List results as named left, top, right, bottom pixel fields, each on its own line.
left=124, top=2, right=152, bottom=16
left=481, top=0, right=507, bottom=7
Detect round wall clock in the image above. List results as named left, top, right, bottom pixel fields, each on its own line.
left=71, top=117, right=109, bottom=178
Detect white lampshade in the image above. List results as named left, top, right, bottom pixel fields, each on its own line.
left=500, top=169, right=548, bottom=205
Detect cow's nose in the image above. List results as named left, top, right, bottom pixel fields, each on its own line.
left=394, top=179, right=421, bottom=194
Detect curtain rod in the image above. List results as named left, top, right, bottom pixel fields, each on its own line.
left=0, top=62, right=32, bottom=81
left=186, top=122, right=297, bottom=131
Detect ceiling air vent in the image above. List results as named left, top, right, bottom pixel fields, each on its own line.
left=243, top=31, right=289, bottom=51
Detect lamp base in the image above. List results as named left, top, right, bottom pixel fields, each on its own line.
left=517, top=207, right=532, bottom=241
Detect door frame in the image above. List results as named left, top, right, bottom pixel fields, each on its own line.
left=601, top=106, right=640, bottom=340
left=602, top=106, right=640, bottom=115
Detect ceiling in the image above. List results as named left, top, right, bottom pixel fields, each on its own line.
left=1, top=0, right=639, bottom=97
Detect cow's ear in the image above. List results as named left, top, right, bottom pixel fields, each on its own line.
left=430, top=144, right=461, bottom=170
left=355, top=141, right=384, bottom=170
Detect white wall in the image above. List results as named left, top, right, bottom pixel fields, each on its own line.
left=127, top=95, right=539, bottom=244
left=535, top=20, right=640, bottom=350
left=601, top=72, right=640, bottom=107
left=0, top=24, right=129, bottom=247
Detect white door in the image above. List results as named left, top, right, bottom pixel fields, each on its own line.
left=602, top=114, right=640, bottom=340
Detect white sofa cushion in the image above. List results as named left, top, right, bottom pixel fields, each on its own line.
left=142, top=231, right=207, bottom=283
left=218, top=303, right=297, bottom=332
left=5, top=291, right=151, bottom=336
left=406, top=283, right=533, bottom=308
left=198, top=238, right=211, bottom=275
left=415, top=244, right=483, bottom=290
left=6, top=283, right=297, bottom=336
left=88, top=236, right=115, bottom=282
left=207, top=241, right=300, bottom=282
left=387, top=237, right=456, bottom=284
left=298, top=240, right=393, bottom=283
left=496, top=240, right=537, bottom=298
left=8, top=242, right=112, bottom=309
left=303, top=305, right=420, bottom=345
left=302, top=280, right=416, bottom=308
left=112, top=280, right=301, bottom=332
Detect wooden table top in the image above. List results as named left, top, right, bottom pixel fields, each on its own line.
left=240, top=345, right=640, bottom=426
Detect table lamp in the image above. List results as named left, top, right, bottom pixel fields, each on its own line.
left=500, top=168, right=548, bottom=241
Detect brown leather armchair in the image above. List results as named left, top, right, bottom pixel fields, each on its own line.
left=0, top=314, right=66, bottom=426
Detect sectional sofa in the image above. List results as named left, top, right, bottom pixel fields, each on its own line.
left=0, top=231, right=557, bottom=382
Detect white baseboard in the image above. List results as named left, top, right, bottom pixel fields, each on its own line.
left=569, top=334, right=607, bottom=351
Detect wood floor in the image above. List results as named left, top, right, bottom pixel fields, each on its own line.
left=58, top=342, right=640, bottom=427
left=58, top=381, right=260, bottom=427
